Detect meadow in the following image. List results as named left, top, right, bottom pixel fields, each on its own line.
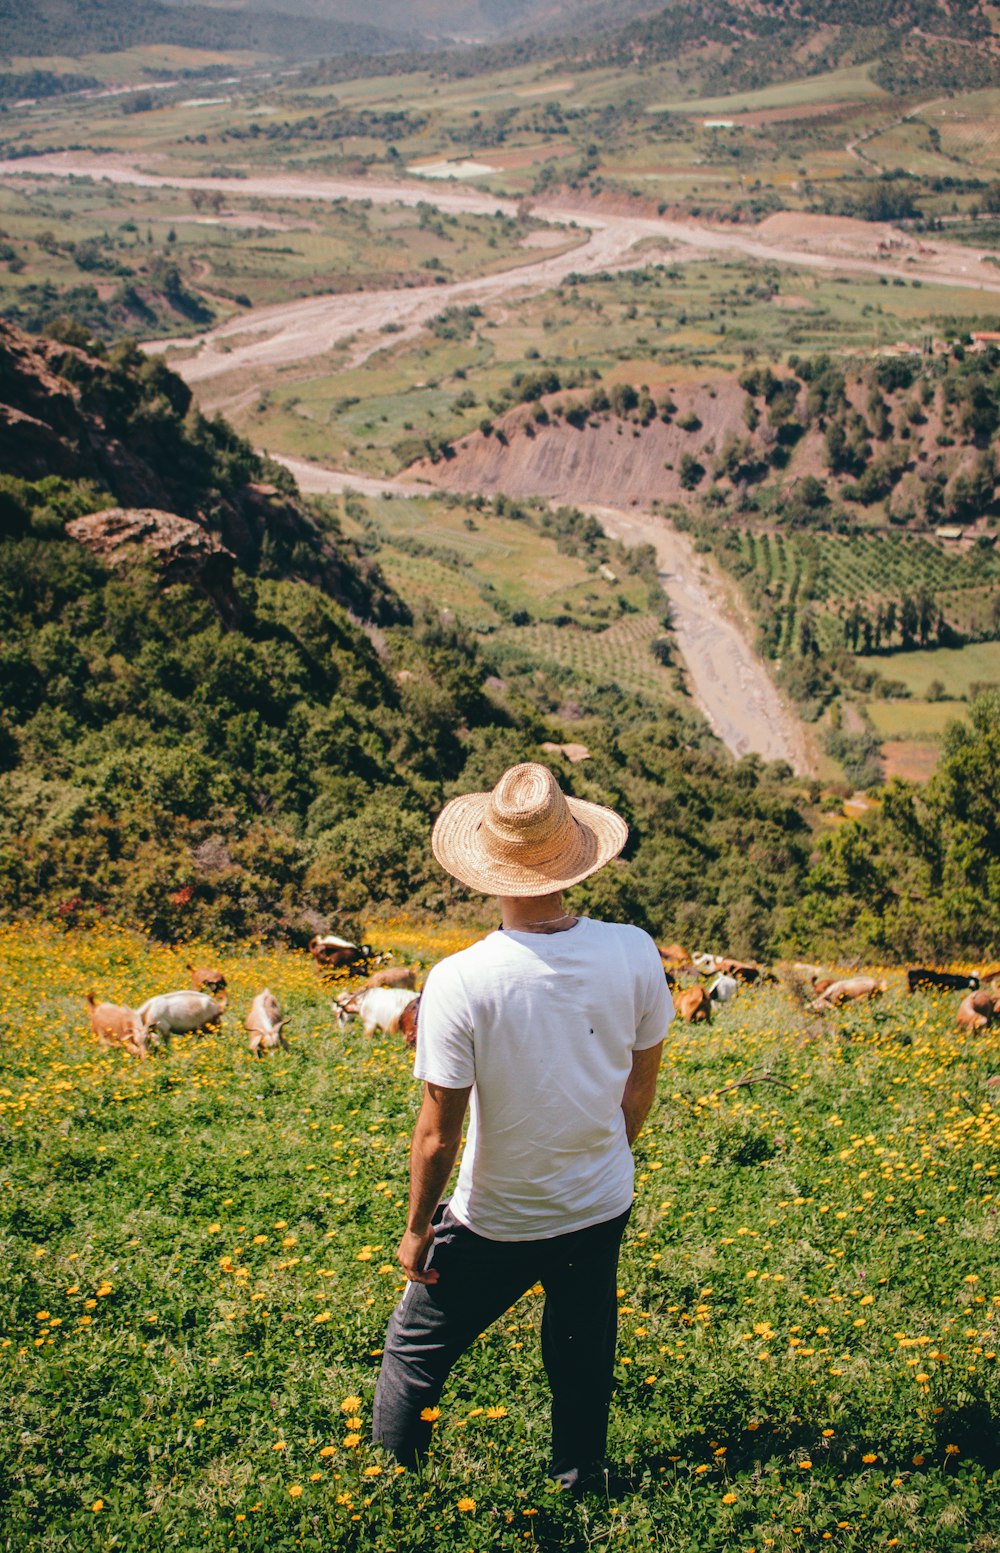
left=2, top=923, right=998, bottom=1552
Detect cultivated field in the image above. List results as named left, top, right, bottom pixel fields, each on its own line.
left=2, top=924, right=998, bottom=1552
left=332, top=486, right=688, bottom=716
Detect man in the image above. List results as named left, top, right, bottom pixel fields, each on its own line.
left=372, top=761, right=673, bottom=1490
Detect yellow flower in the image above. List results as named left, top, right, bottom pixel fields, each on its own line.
left=35, top=1311, right=50, bottom=1321
left=362, top=1465, right=382, bottom=1478
left=346, top=1416, right=362, bottom=1431
left=95, top=1284, right=112, bottom=1297
left=341, top=1396, right=362, bottom=1413
left=722, top=1491, right=737, bottom=1504
left=272, top=1441, right=287, bottom=1452
left=207, top=1223, right=221, bottom=1234
left=457, top=1497, right=476, bottom=1513
left=252, top=1235, right=268, bottom=1245
left=862, top=1452, right=877, bottom=1464
left=694, top=1464, right=710, bottom=1474
left=822, top=1429, right=834, bottom=1438
left=945, top=1444, right=960, bottom=1456
left=288, top=1484, right=303, bottom=1498
left=420, top=1406, right=441, bottom=1421
left=319, top=1446, right=336, bottom=1458
left=485, top=1405, right=508, bottom=1419
left=342, top=1434, right=361, bottom=1448
left=91, top=1500, right=104, bottom=1513
left=314, top=1312, right=332, bottom=1324
left=193, top=1418, right=205, bottom=1428
left=309, top=1472, right=322, bottom=1482
left=915, top=1372, right=930, bottom=1383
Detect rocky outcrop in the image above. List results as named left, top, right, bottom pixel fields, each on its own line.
left=0, top=320, right=405, bottom=623
left=66, top=507, right=236, bottom=587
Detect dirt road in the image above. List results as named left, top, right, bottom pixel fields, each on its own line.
left=586, top=505, right=815, bottom=774
left=271, top=455, right=814, bottom=774
left=4, top=152, right=1000, bottom=395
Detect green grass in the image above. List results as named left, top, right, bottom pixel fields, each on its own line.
left=2, top=923, right=998, bottom=1553
left=647, top=64, right=887, bottom=117
left=864, top=699, right=968, bottom=740
left=858, top=641, right=1000, bottom=700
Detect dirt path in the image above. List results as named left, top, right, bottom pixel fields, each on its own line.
left=583, top=505, right=815, bottom=775
left=846, top=98, right=945, bottom=174
left=4, top=152, right=1000, bottom=397
left=271, top=455, right=814, bottom=774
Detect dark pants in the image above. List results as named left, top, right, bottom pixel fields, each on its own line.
left=372, top=1203, right=630, bottom=1477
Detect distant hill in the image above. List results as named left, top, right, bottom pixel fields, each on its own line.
left=173, top=0, right=663, bottom=43
left=580, top=0, right=999, bottom=94
left=0, top=0, right=411, bottom=62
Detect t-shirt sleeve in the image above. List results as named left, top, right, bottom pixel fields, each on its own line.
left=634, top=932, right=674, bottom=1050
left=414, top=959, right=476, bottom=1088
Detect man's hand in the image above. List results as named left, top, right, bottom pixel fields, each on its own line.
left=397, top=1082, right=471, bottom=1287
left=397, top=1225, right=438, bottom=1284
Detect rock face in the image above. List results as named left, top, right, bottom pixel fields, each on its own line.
left=66, top=508, right=236, bottom=591
left=0, top=320, right=405, bottom=623
left=408, top=380, right=748, bottom=508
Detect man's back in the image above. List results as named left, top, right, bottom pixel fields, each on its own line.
left=416, top=918, right=673, bottom=1240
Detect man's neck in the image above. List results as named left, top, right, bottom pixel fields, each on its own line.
left=499, top=893, right=577, bottom=934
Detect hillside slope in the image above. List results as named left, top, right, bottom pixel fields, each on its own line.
left=0, top=321, right=824, bottom=955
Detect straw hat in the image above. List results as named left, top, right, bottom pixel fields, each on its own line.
left=432, top=762, right=628, bottom=897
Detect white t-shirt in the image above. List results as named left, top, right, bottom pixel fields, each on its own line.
left=414, top=917, right=674, bottom=1241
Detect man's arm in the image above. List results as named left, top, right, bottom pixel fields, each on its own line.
left=622, top=1041, right=663, bottom=1146
left=397, top=1081, right=471, bottom=1285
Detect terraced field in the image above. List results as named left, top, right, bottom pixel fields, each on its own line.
left=724, top=530, right=1000, bottom=659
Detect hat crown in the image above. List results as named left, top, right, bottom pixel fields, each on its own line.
left=481, top=763, right=572, bottom=862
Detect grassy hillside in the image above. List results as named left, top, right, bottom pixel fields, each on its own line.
left=1, top=922, right=997, bottom=1552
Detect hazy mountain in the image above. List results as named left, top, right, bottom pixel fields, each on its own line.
left=0, top=0, right=414, bottom=61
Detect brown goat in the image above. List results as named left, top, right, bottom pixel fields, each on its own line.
left=85, top=992, right=152, bottom=1058
left=187, top=963, right=227, bottom=998
left=359, top=964, right=419, bottom=994
left=957, top=988, right=1000, bottom=1032
left=675, top=986, right=712, bottom=1024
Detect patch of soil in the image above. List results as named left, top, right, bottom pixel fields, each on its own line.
left=755, top=210, right=908, bottom=255
left=881, top=740, right=942, bottom=782
left=520, top=227, right=575, bottom=248
left=488, top=143, right=570, bottom=170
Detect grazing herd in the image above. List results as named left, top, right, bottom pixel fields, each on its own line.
left=84, top=930, right=999, bottom=1059
left=659, top=942, right=1000, bottom=1030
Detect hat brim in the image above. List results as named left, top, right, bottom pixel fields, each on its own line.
left=432, top=790, right=628, bottom=897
